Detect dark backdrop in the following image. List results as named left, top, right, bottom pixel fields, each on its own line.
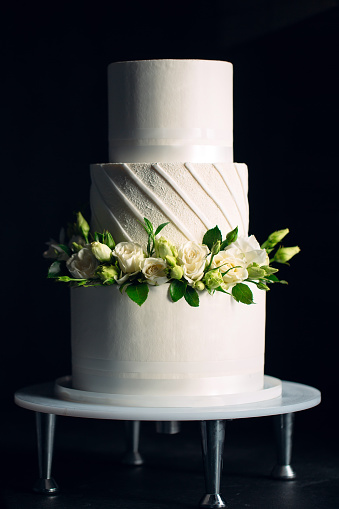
left=2, top=2, right=338, bottom=433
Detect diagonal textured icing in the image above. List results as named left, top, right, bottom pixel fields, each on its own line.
left=90, top=162, right=249, bottom=246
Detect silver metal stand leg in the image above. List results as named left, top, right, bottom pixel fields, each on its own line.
left=200, top=420, right=227, bottom=508
left=122, top=420, right=144, bottom=466
left=33, top=412, right=59, bottom=494
left=271, top=413, right=296, bottom=480
left=156, top=421, right=181, bottom=434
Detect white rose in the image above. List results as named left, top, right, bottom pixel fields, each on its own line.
left=113, top=242, right=144, bottom=273
left=178, top=241, right=209, bottom=284
left=226, top=235, right=268, bottom=266
left=141, top=257, right=168, bottom=285
left=66, top=245, right=98, bottom=279
left=210, top=250, right=248, bottom=290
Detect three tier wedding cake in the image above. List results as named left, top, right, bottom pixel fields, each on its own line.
left=47, top=60, right=299, bottom=407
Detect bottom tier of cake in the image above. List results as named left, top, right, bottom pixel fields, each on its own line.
left=64, top=284, right=280, bottom=407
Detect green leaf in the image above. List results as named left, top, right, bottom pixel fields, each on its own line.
left=154, top=222, right=170, bottom=237
left=215, top=285, right=231, bottom=295
left=75, top=280, right=90, bottom=286
left=202, top=226, right=222, bottom=250
left=170, top=279, right=186, bottom=302
left=104, top=231, right=115, bottom=249
left=125, top=283, right=149, bottom=306
left=48, top=261, right=63, bottom=278
left=266, top=274, right=280, bottom=282
left=184, top=285, right=200, bottom=307
left=232, top=283, right=254, bottom=305
left=58, top=244, right=72, bottom=257
left=94, top=231, right=115, bottom=249
left=144, top=218, right=154, bottom=235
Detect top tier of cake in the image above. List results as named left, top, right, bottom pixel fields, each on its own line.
left=108, top=59, right=233, bottom=163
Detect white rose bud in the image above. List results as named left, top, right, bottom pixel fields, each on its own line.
left=113, top=242, right=144, bottom=273
left=66, top=245, right=98, bottom=279
left=91, top=241, right=112, bottom=262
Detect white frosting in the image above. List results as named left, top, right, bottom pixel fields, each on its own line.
left=90, top=162, right=249, bottom=246
left=108, top=60, right=233, bottom=163
left=71, top=285, right=266, bottom=400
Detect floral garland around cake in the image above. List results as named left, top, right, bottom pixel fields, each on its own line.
left=44, top=213, right=300, bottom=307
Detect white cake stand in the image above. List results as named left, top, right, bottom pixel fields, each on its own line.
left=14, top=377, right=321, bottom=508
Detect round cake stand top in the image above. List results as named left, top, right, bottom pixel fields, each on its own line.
left=14, top=380, right=321, bottom=421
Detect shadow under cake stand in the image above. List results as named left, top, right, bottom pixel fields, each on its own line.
left=14, top=376, right=321, bottom=508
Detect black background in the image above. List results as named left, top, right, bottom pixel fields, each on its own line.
left=2, top=2, right=338, bottom=434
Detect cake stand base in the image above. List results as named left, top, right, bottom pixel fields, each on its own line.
left=54, top=374, right=282, bottom=407
left=14, top=379, right=320, bottom=507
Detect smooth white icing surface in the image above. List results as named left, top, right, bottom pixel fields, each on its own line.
left=108, top=60, right=233, bottom=163
left=90, top=162, right=249, bottom=246
left=71, top=285, right=266, bottom=400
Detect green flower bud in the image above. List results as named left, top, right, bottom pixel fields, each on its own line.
left=225, top=226, right=238, bottom=245
left=269, top=228, right=290, bottom=244
left=203, top=269, right=224, bottom=289
left=91, top=241, right=112, bottom=262
left=155, top=237, right=177, bottom=259
left=165, top=255, right=177, bottom=267
left=170, top=265, right=184, bottom=280
left=247, top=264, right=266, bottom=279
left=261, top=265, right=279, bottom=275
left=261, top=228, right=289, bottom=251
left=194, top=281, right=205, bottom=291
left=211, top=240, right=221, bottom=256
left=96, top=264, right=119, bottom=281
left=76, top=212, right=90, bottom=241
left=273, top=246, right=300, bottom=264
left=72, top=242, right=83, bottom=253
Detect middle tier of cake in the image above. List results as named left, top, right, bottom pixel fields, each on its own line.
left=90, top=162, right=249, bottom=247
